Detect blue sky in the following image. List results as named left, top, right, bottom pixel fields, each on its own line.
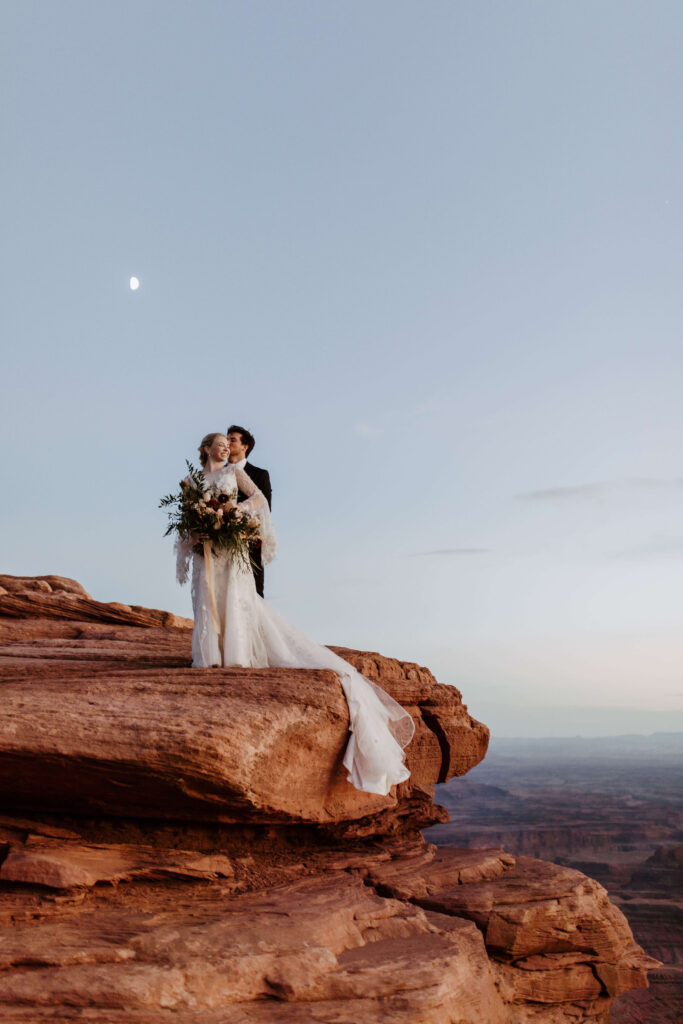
left=2, top=1, right=682, bottom=735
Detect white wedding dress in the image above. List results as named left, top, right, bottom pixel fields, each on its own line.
left=176, top=464, right=414, bottom=796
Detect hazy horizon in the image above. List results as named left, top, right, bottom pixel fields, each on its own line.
left=461, top=702, right=683, bottom=740
left=476, top=725, right=683, bottom=745
left=2, top=2, right=682, bottom=736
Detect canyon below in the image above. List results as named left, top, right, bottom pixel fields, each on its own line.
left=0, top=573, right=664, bottom=1022
left=427, top=734, right=682, bottom=1024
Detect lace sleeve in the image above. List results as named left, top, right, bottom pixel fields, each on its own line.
left=234, top=467, right=265, bottom=513
left=235, top=466, right=277, bottom=565
left=175, top=534, right=194, bottom=585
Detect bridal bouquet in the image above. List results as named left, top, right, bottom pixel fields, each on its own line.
left=160, top=462, right=260, bottom=565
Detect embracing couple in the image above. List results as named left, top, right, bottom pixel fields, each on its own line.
left=172, top=426, right=414, bottom=798
left=221, top=425, right=272, bottom=598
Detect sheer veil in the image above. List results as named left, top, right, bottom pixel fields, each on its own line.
left=238, top=467, right=277, bottom=565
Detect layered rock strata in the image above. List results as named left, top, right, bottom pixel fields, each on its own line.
left=0, top=575, right=656, bottom=1022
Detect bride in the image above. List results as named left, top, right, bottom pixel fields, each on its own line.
left=174, top=432, right=414, bottom=797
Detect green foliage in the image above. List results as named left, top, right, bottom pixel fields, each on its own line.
left=160, top=460, right=260, bottom=568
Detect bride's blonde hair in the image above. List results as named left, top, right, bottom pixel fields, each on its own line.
left=198, top=432, right=225, bottom=467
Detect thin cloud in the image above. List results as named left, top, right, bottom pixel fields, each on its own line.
left=354, top=422, right=382, bottom=438
left=630, top=476, right=683, bottom=491
left=520, top=483, right=610, bottom=501
left=608, top=535, right=683, bottom=561
left=518, top=477, right=683, bottom=502
left=333, top=576, right=379, bottom=587
left=411, top=547, right=491, bottom=557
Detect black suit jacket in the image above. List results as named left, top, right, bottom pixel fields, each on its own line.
left=236, top=461, right=271, bottom=597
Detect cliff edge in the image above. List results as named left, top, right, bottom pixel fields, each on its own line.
left=0, top=575, right=656, bottom=1023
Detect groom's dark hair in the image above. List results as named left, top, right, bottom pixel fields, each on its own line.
left=227, top=424, right=255, bottom=456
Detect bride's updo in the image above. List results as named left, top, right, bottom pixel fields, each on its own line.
left=198, top=432, right=224, bottom=467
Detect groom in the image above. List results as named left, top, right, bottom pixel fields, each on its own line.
left=226, top=424, right=272, bottom=598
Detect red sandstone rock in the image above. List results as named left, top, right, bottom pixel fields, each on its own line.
left=0, top=868, right=509, bottom=1022
left=0, top=576, right=655, bottom=1022
left=0, top=578, right=487, bottom=829
left=0, top=831, right=655, bottom=1023
left=0, top=836, right=236, bottom=888
left=366, top=847, right=658, bottom=1011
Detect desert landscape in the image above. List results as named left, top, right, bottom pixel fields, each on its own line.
left=427, top=734, right=683, bottom=1023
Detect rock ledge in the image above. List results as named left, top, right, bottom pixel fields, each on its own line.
left=0, top=576, right=655, bottom=1022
